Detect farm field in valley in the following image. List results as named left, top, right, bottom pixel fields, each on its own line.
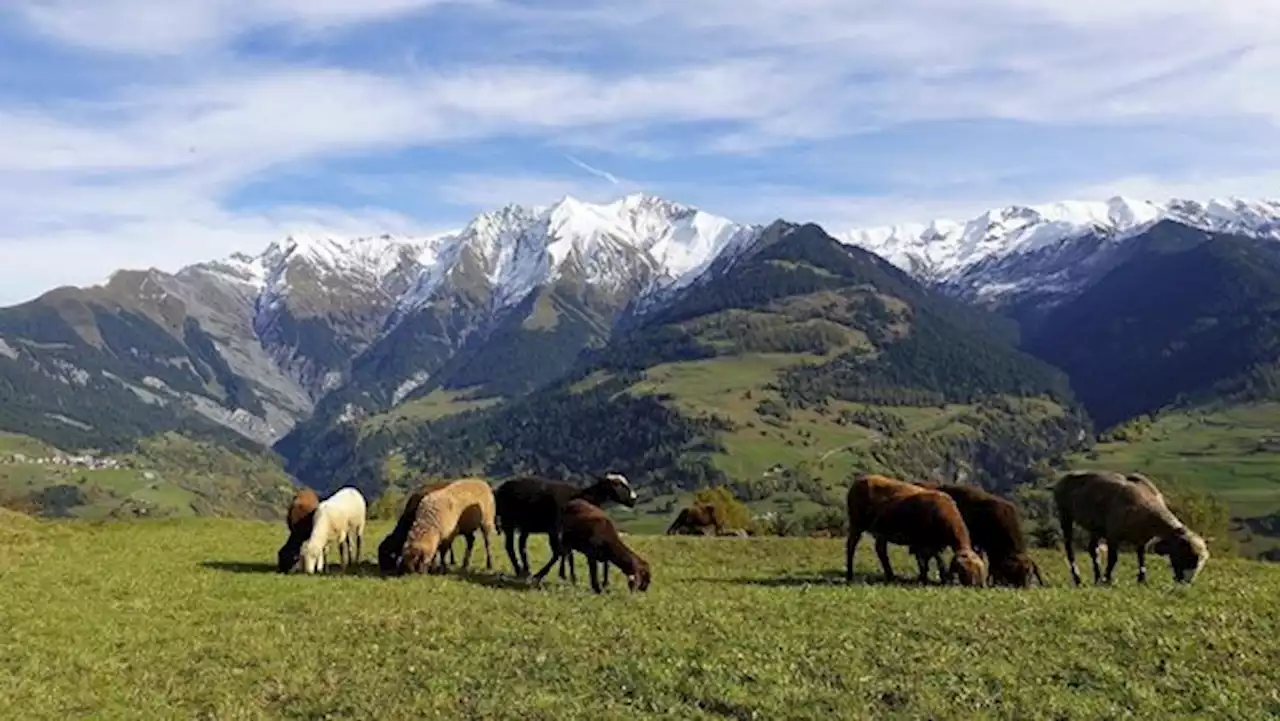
left=3, top=512, right=1279, bottom=720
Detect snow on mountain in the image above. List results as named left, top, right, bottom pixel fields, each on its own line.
left=838, top=196, right=1280, bottom=297
left=394, top=192, right=757, bottom=316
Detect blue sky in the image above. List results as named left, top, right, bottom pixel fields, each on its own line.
left=0, top=0, right=1277, bottom=304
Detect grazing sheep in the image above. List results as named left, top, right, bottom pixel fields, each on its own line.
left=377, top=482, right=459, bottom=575
left=400, top=478, right=497, bottom=575
left=924, top=483, right=1046, bottom=587
left=495, top=473, right=638, bottom=580
left=665, top=503, right=725, bottom=536
left=845, top=473, right=987, bottom=587
left=300, top=487, right=367, bottom=574
left=532, top=499, right=651, bottom=593
left=1055, top=470, right=1210, bottom=585
left=276, top=487, right=320, bottom=573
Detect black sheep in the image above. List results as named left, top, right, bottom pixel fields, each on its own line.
left=495, top=472, right=637, bottom=580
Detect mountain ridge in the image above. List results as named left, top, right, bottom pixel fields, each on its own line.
left=5, top=189, right=1280, bottom=457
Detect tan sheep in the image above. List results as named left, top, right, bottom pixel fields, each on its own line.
left=1055, top=470, right=1210, bottom=585
left=400, top=478, right=497, bottom=575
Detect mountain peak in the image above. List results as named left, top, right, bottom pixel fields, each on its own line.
left=839, top=194, right=1280, bottom=285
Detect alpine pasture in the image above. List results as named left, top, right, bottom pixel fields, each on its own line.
left=3, top=511, right=1280, bottom=720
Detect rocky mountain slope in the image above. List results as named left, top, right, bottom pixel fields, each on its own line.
left=0, top=194, right=756, bottom=452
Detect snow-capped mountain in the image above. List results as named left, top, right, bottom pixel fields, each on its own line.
left=7, top=188, right=1280, bottom=453
left=838, top=196, right=1280, bottom=303
left=392, top=193, right=756, bottom=318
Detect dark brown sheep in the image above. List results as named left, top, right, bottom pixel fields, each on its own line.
left=1055, top=470, right=1210, bottom=585
left=665, top=503, right=725, bottom=535
left=531, top=499, right=651, bottom=593
left=377, top=481, right=458, bottom=575
left=923, top=483, right=1046, bottom=588
left=276, top=487, right=319, bottom=573
left=845, top=473, right=987, bottom=587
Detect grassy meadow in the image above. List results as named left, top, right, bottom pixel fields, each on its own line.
left=3, top=512, right=1280, bottom=720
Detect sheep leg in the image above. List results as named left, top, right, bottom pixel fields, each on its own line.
left=531, top=550, right=562, bottom=583
left=875, top=537, right=895, bottom=583
left=461, top=532, right=476, bottom=570
left=915, top=554, right=930, bottom=584
left=1103, top=540, right=1120, bottom=585
left=845, top=529, right=863, bottom=583
left=1087, top=536, right=1105, bottom=585
left=504, top=530, right=523, bottom=576
left=354, top=528, right=362, bottom=566
left=1135, top=546, right=1148, bottom=584
left=482, top=527, right=493, bottom=571
left=602, top=560, right=609, bottom=589
left=588, top=558, right=603, bottom=594
left=1059, top=509, right=1081, bottom=586
left=518, top=531, right=532, bottom=577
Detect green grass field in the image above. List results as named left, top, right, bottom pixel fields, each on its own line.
left=4, top=514, right=1279, bottom=719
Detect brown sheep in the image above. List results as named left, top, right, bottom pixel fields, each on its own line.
left=665, top=503, right=725, bottom=535
left=276, top=487, right=320, bottom=573
left=531, top=499, right=651, bottom=593
left=377, top=481, right=459, bottom=575
left=401, top=479, right=497, bottom=575
left=923, top=483, right=1046, bottom=588
left=845, top=473, right=987, bottom=587
left=1055, top=470, right=1210, bottom=585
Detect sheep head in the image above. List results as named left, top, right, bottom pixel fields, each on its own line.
left=628, top=558, right=652, bottom=592
left=401, top=531, right=443, bottom=575
left=949, top=549, right=988, bottom=587
left=601, top=472, right=639, bottom=508
left=377, top=537, right=400, bottom=575
left=992, top=553, right=1041, bottom=588
left=1152, top=528, right=1210, bottom=584
left=401, top=545, right=427, bottom=574
left=300, top=539, right=325, bottom=574
left=276, top=542, right=301, bottom=574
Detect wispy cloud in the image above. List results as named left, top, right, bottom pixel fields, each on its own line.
left=564, top=154, right=620, bottom=185
left=0, top=0, right=1276, bottom=303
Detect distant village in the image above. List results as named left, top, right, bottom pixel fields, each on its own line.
left=2, top=452, right=128, bottom=470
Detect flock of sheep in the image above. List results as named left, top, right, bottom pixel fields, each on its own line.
left=277, top=472, right=647, bottom=592
left=273, top=467, right=1212, bottom=592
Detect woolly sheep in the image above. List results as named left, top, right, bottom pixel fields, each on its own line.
left=1055, top=470, right=1210, bottom=585
left=378, top=481, right=459, bottom=575
left=846, top=473, right=987, bottom=587
left=300, top=487, right=367, bottom=574
left=401, top=478, right=497, bottom=575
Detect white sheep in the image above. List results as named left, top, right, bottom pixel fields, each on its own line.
left=301, top=487, right=367, bottom=574
left=400, top=478, right=496, bottom=574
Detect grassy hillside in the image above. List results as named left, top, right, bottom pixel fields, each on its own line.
left=0, top=432, right=297, bottom=520
left=1070, top=403, right=1280, bottom=557
left=3, top=519, right=1279, bottom=719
